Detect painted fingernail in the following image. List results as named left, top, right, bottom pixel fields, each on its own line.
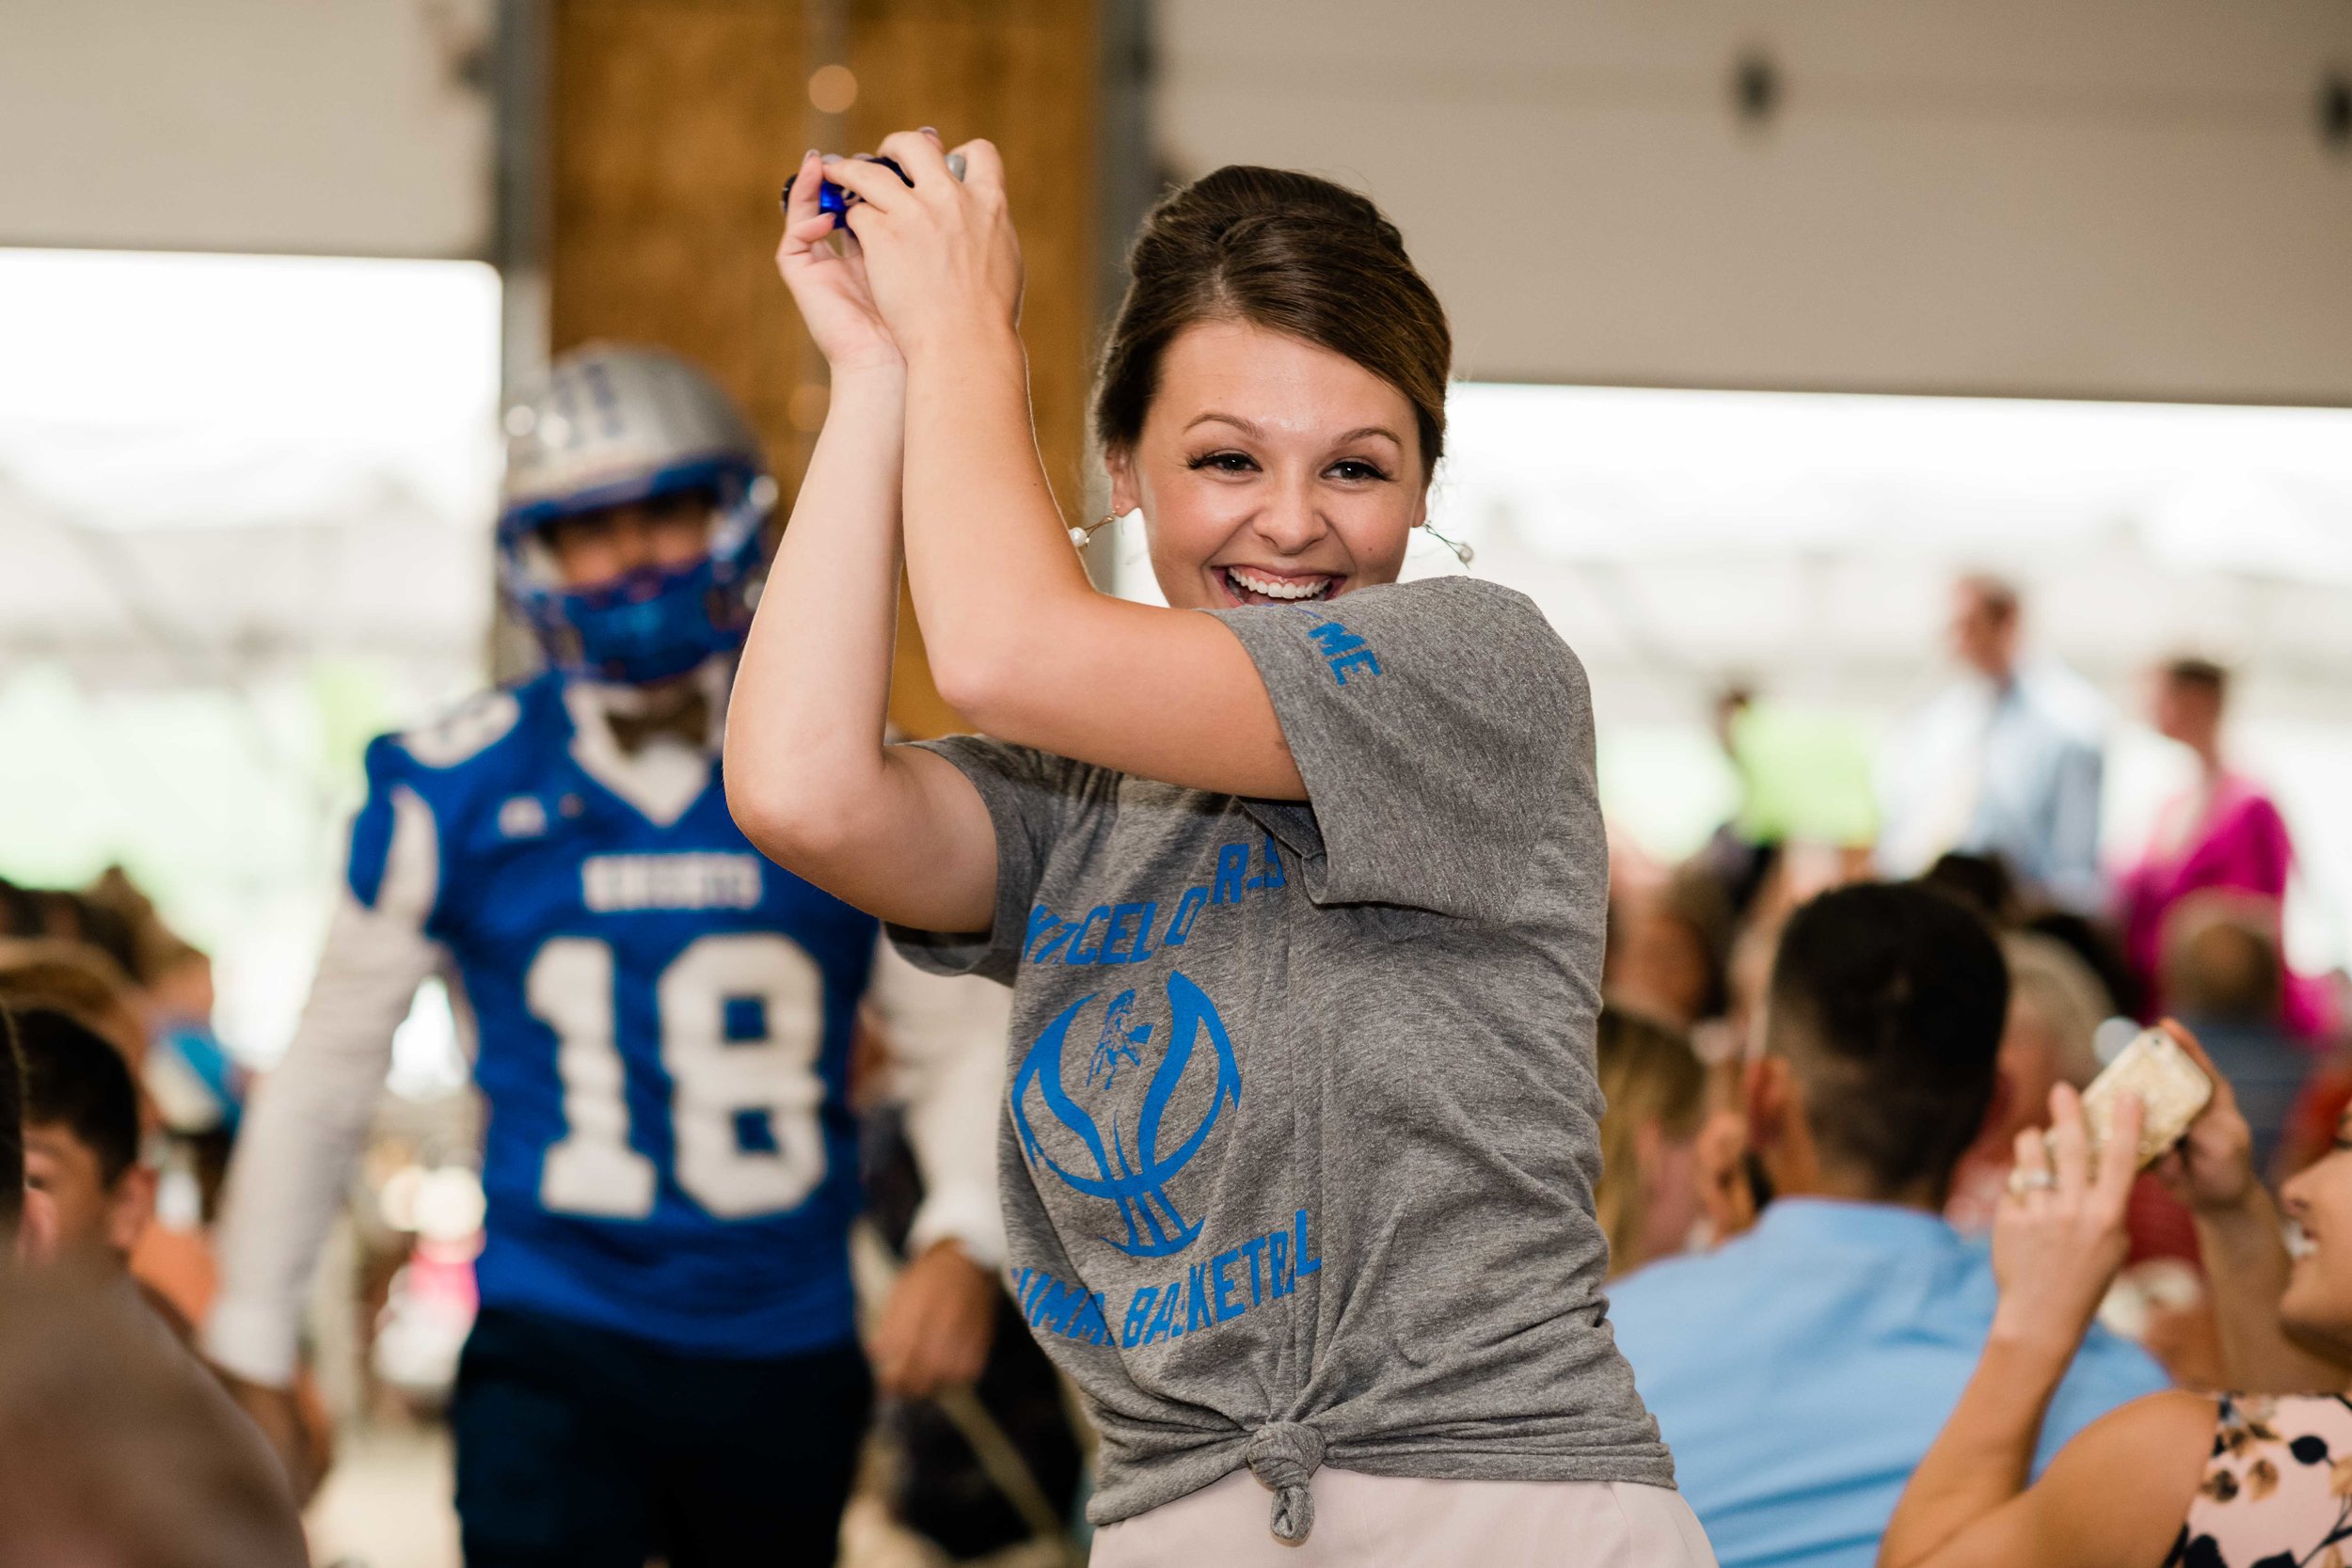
left=821, top=152, right=842, bottom=165
left=920, top=125, right=939, bottom=138
left=804, top=148, right=819, bottom=161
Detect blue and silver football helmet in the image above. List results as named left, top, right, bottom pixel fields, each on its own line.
left=499, top=344, right=779, bottom=685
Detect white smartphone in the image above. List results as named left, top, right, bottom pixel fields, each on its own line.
left=2077, top=1027, right=2214, bottom=1170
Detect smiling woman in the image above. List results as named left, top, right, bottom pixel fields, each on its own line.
left=725, top=135, right=1710, bottom=1563
left=1110, top=322, right=1417, bottom=610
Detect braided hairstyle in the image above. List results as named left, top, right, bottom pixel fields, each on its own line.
left=1093, top=166, right=1452, bottom=482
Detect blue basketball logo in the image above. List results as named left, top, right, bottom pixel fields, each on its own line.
left=1009, top=972, right=1241, bottom=1259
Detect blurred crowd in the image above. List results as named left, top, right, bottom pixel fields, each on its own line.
left=0, top=861, right=1081, bottom=1567
left=1593, top=573, right=2352, bottom=1564
left=1, top=568, right=2348, bottom=1566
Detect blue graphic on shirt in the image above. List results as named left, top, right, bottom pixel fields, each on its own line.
left=1010, top=971, right=1241, bottom=1259
left=1303, top=616, right=1382, bottom=684
left=1087, top=990, right=1150, bottom=1091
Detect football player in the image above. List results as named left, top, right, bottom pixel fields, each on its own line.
left=202, top=345, right=1009, bottom=1567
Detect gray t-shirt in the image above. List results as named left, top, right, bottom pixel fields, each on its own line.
left=890, top=577, right=1671, bottom=1537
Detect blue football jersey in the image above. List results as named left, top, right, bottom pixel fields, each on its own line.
left=344, top=672, right=878, bottom=1357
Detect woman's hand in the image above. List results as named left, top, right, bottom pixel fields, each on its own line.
left=1991, top=1083, right=2144, bottom=1358
left=2147, top=1019, right=2259, bottom=1216
left=777, top=149, right=903, bottom=373
left=825, top=130, right=1023, bottom=364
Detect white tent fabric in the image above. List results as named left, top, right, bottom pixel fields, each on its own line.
left=0, top=477, right=489, bottom=689
left=1429, top=386, right=2352, bottom=725
left=0, top=248, right=501, bottom=1063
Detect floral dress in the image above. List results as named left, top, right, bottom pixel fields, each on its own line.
left=2170, top=1394, right=2352, bottom=1567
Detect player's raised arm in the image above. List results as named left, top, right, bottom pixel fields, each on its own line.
left=725, top=149, right=1000, bottom=935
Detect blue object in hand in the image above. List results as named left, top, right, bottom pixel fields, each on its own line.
left=780, top=151, right=964, bottom=230
left=780, top=155, right=910, bottom=230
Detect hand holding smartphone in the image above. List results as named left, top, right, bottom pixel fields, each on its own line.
left=2075, top=1027, right=2214, bottom=1171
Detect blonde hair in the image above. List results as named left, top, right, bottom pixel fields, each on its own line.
left=1595, top=1006, right=1708, bottom=1274
left=0, top=940, right=149, bottom=1067
left=2001, top=934, right=2107, bottom=1088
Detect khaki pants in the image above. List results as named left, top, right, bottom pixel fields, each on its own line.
left=1090, top=1470, right=1719, bottom=1568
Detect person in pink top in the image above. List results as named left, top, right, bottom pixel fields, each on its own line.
left=2117, top=657, right=2332, bottom=1042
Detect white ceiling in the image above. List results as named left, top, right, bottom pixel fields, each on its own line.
left=1152, top=0, right=2352, bottom=403
left=0, top=0, right=495, bottom=258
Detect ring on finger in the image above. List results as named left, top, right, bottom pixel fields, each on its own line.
left=2007, top=1166, right=2058, bottom=1196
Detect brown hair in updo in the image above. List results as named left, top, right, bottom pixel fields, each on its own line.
left=1093, top=166, right=1453, bottom=481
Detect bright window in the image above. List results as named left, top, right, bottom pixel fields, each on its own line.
left=1432, top=384, right=2352, bottom=971
left=0, top=248, right=501, bottom=1073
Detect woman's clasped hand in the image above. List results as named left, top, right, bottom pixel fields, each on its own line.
left=785, top=132, right=1022, bottom=368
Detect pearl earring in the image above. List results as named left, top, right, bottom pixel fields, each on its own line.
left=1071, top=512, right=1119, bottom=549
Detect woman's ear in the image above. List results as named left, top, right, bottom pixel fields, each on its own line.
left=1105, top=445, right=1140, bottom=519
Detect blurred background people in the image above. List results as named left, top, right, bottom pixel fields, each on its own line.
left=1943, top=934, right=2109, bottom=1233
left=1609, top=882, right=2164, bottom=1568
left=2119, top=657, right=2336, bottom=1043
left=17, top=1006, right=160, bottom=1301
left=202, top=343, right=1012, bottom=1561
left=1595, top=1006, right=1728, bottom=1277
left=1605, top=870, right=1735, bottom=1034
left=0, top=880, right=231, bottom=1358
left=2160, top=892, right=2309, bottom=1178
left=1877, top=576, right=2107, bottom=913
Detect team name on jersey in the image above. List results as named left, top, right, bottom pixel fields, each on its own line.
left=580, top=852, right=765, bottom=912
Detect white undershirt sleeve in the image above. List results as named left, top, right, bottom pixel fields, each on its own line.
left=202, top=787, right=443, bottom=1386
left=864, top=935, right=1009, bottom=1270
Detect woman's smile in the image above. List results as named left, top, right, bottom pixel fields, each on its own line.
left=1216, top=564, right=1344, bottom=606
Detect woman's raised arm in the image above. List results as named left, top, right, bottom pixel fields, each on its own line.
left=723, top=150, right=998, bottom=933
left=1879, top=1085, right=2206, bottom=1568
left=828, top=133, right=1308, bottom=800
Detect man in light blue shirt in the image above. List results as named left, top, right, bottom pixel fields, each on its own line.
left=1610, top=883, right=2165, bottom=1568
left=1877, top=576, right=2107, bottom=911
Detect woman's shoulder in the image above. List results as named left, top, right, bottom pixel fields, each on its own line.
left=1351, top=572, right=1548, bottom=625
left=2049, top=1389, right=2352, bottom=1491
left=2044, top=1387, right=2220, bottom=1484
left=1338, top=576, right=1588, bottom=696
left=2209, top=777, right=2289, bottom=832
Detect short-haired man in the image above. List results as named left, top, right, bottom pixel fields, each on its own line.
left=1608, top=882, right=2165, bottom=1568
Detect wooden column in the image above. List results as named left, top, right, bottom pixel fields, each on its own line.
left=548, top=0, right=1097, bottom=737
